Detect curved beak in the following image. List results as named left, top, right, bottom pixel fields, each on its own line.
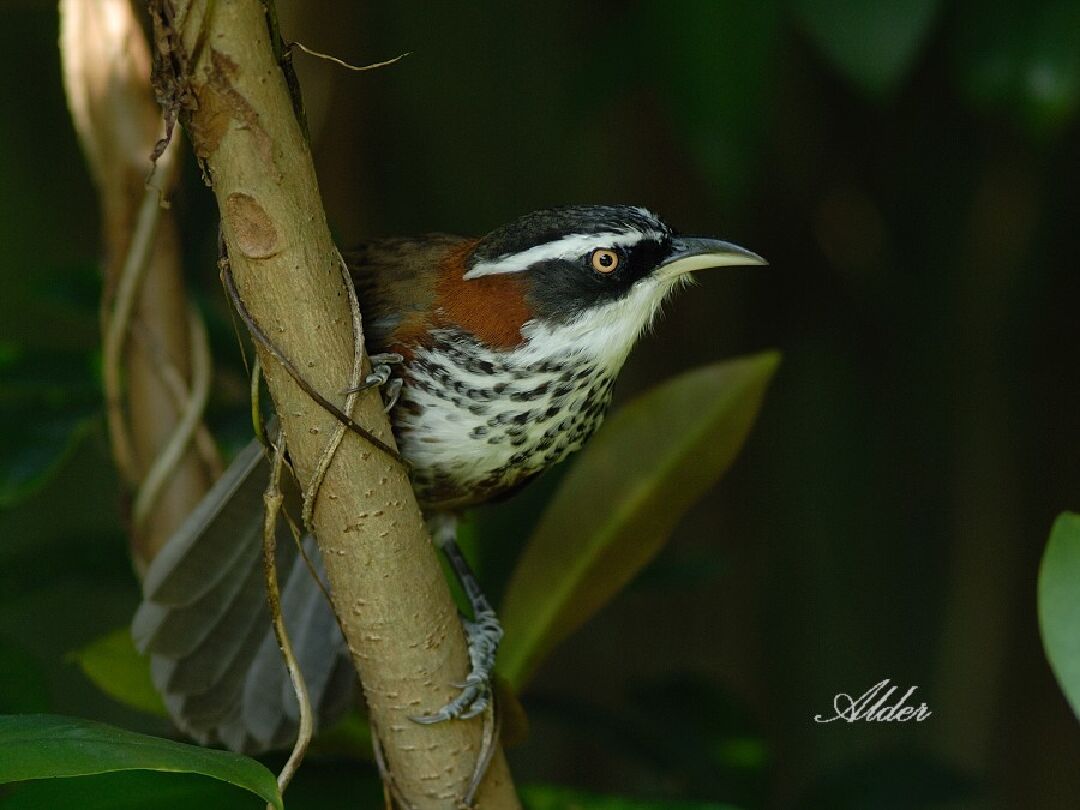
left=656, top=237, right=767, bottom=280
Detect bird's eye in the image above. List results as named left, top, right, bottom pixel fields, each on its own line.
left=590, top=248, right=620, bottom=274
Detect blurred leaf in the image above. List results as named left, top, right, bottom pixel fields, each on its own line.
left=795, top=0, right=941, bottom=97
left=267, top=758, right=383, bottom=809
left=953, top=0, right=1080, bottom=135
left=0, top=343, right=100, bottom=510
left=494, top=675, right=531, bottom=748
left=530, top=677, right=766, bottom=803
left=635, top=0, right=781, bottom=201
left=0, top=412, right=97, bottom=510
left=1038, top=512, right=1080, bottom=719
left=521, top=784, right=742, bottom=810
left=628, top=547, right=727, bottom=591
left=309, top=709, right=372, bottom=761
left=0, top=715, right=281, bottom=810
left=629, top=676, right=767, bottom=798
left=0, top=769, right=256, bottom=810
left=499, top=353, right=779, bottom=689
left=70, top=628, right=166, bottom=718
left=28, top=262, right=102, bottom=317
left=0, top=640, right=49, bottom=713
left=795, top=749, right=975, bottom=808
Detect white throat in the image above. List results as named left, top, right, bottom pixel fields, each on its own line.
left=512, top=274, right=685, bottom=372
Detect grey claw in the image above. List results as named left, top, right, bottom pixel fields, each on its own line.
left=344, top=353, right=405, bottom=398
left=382, top=378, right=403, bottom=412
left=459, top=693, right=489, bottom=720
left=368, top=352, right=404, bottom=367
left=409, top=607, right=502, bottom=724
left=410, top=681, right=485, bottom=725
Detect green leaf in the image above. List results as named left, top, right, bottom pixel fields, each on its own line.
left=1038, top=512, right=1080, bottom=719
left=634, top=0, right=781, bottom=201
left=0, top=715, right=282, bottom=810
left=0, top=343, right=100, bottom=510
left=0, top=640, right=49, bottom=713
left=0, top=770, right=256, bottom=810
left=521, top=784, right=742, bottom=810
left=953, top=0, right=1080, bottom=136
left=798, top=750, right=974, bottom=807
left=794, top=0, right=941, bottom=97
left=499, top=353, right=779, bottom=689
left=0, top=412, right=97, bottom=509
left=70, top=628, right=167, bottom=718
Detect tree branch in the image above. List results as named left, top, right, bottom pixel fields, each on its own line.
left=60, top=0, right=220, bottom=573
left=152, top=1, right=518, bottom=805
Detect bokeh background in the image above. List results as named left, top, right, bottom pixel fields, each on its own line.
left=2, top=1, right=1080, bottom=807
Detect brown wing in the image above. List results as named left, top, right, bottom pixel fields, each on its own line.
left=343, top=234, right=467, bottom=356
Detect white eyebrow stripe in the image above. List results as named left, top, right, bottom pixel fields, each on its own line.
left=464, top=230, right=651, bottom=279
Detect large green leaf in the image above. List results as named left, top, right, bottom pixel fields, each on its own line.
left=0, top=715, right=282, bottom=810
left=499, top=353, right=779, bottom=689
left=70, top=628, right=167, bottom=718
left=1038, top=512, right=1080, bottom=719
left=0, top=770, right=255, bottom=810
left=521, top=784, right=742, bottom=810
left=794, top=0, right=941, bottom=97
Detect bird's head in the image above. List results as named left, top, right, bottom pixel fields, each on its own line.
left=448, top=205, right=764, bottom=367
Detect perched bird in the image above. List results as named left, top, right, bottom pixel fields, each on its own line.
left=133, top=204, right=764, bottom=753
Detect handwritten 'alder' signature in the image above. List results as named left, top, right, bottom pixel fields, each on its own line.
left=814, top=678, right=932, bottom=724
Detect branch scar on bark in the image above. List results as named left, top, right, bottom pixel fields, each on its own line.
left=226, top=192, right=280, bottom=259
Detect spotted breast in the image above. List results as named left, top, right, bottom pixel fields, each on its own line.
left=393, top=327, right=615, bottom=510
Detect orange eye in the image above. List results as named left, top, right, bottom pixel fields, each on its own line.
left=590, top=248, right=620, bottom=274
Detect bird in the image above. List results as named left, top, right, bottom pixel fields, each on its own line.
left=132, top=204, right=764, bottom=753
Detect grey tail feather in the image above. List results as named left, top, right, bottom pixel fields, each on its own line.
left=133, top=437, right=356, bottom=754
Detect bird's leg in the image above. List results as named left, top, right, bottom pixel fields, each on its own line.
left=345, top=352, right=403, bottom=411
left=412, top=513, right=504, bottom=725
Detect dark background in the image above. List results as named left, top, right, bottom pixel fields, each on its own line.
left=1, top=1, right=1079, bottom=807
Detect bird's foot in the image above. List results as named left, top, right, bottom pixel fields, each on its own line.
left=345, top=352, right=404, bottom=411
left=412, top=600, right=503, bottom=724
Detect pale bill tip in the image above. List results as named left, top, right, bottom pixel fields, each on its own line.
left=658, top=237, right=767, bottom=277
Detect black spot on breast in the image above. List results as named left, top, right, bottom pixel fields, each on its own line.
left=412, top=377, right=438, bottom=396
left=510, top=380, right=550, bottom=402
